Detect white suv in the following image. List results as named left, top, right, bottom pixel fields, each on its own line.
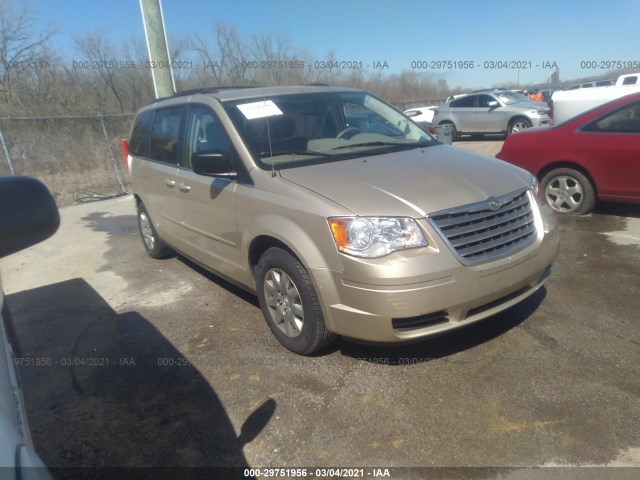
left=432, top=90, right=551, bottom=139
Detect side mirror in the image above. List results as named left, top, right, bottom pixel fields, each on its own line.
left=0, top=176, right=60, bottom=258
left=487, top=101, right=499, bottom=108
left=192, top=151, right=237, bottom=179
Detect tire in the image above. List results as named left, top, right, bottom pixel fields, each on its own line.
left=255, top=247, right=336, bottom=355
left=508, top=117, right=532, bottom=134
left=137, top=201, right=172, bottom=258
left=541, top=168, right=596, bottom=215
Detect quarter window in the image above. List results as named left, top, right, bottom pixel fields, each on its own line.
left=129, top=110, right=153, bottom=158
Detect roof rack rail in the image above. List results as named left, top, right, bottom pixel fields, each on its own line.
left=172, top=87, right=221, bottom=97
left=154, top=85, right=261, bottom=102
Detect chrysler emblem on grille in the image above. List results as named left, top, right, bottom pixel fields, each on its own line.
left=489, top=198, right=502, bottom=210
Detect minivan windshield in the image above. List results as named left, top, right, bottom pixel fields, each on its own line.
left=223, top=91, right=437, bottom=169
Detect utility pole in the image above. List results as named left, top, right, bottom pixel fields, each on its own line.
left=139, top=0, right=175, bottom=99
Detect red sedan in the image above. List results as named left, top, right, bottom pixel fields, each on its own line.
left=496, top=92, right=640, bottom=214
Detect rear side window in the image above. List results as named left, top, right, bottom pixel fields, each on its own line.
left=150, top=106, right=186, bottom=165
left=451, top=96, right=475, bottom=108
left=583, top=101, right=640, bottom=133
left=129, top=110, right=153, bottom=158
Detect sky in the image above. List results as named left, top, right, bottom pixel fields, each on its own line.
left=17, top=0, right=640, bottom=89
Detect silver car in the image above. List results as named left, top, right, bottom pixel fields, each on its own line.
left=128, top=86, right=559, bottom=355
left=432, top=89, right=551, bottom=139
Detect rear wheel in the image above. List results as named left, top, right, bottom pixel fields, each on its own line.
left=256, top=247, right=335, bottom=355
left=541, top=168, right=596, bottom=214
left=137, top=202, right=172, bottom=258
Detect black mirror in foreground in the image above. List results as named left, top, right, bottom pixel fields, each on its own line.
left=0, top=176, right=60, bottom=258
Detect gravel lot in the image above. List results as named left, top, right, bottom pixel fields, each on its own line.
left=2, top=139, right=639, bottom=479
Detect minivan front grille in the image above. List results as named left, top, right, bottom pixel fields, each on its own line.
left=428, top=188, right=537, bottom=265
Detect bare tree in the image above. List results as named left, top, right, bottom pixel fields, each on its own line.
left=167, top=34, right=191, bottom=88
left=75, top=30, right=126, bottom=112
left=15, top=43, right=65, bottom=113
left=0, top=1, right=55, bottom=108
left=250, top=30, right=299, bottom=86
left=216, top=23, right=250, bottom=84
left=189, top=23, right=251, bottom=87
left=121, top=36, right=154, bottom=109
left=189, top=33, right=223, bottom=85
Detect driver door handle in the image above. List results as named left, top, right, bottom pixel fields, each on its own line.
left=179, top=183, right=191, bottom=193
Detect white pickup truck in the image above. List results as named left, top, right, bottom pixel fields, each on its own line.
left=615, top=72, right=640, bottom=86
left=551, top=76, right=640, bottom=124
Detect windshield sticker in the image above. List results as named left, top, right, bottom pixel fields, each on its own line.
left=237, top=100, right=283, bottom=120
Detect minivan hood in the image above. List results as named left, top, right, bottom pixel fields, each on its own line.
left=279, top=145, right=532, bottom=217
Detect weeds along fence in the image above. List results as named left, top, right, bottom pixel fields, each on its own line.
left=0, top=114, right=134, bottom=206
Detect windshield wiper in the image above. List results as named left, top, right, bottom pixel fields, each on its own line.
left=258, top=149, right=332, bottom=158
left=331, top=141, right=429, bottom=151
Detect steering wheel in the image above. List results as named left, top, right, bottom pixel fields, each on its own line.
left=336, top=127, right=362, bottom=140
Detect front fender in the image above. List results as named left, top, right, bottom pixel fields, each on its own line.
left=242, top=214, right=341, bottom=274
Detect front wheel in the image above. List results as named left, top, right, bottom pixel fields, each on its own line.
left=541, top=168, right=595, bottom=214
left=255, top=248, right=335, bottom=355
left=508, top=118, right=532, bottom=134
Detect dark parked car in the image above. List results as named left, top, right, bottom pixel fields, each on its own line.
left=497, top=92, right=640, bottom=214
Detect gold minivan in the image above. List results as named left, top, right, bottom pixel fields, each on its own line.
left=127, top=86, right=559, bottom=354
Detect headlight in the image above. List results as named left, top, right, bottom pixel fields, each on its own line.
left=531, top=175, right=545, bottom=205
left=329, top=217, right=428, bottom=258
left=529, top=176, right=548, bottom=235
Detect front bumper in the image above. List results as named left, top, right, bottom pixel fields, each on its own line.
left=311, top=213, right=560, bottom=343
left=531, top=116, right=552, bottom=127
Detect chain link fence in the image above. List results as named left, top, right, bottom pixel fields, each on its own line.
left=0, top=114, right=134, bottom=205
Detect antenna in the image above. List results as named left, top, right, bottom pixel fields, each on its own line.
left=263, top=100, right=276, bottom=178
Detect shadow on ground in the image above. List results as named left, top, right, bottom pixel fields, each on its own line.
left=593, top=202, right=640, bottom=219
left=8, top=278, right=274, bottom=479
